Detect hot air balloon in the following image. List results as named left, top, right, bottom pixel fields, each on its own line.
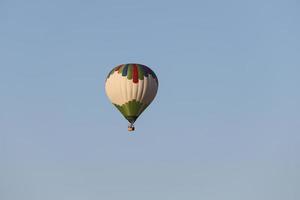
left=105, top=63, right=158, bottom=131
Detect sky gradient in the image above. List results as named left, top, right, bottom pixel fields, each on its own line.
left=1, top=0, right=300, bottom=199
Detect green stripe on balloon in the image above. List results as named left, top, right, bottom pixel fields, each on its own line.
left=137, top=65, right=144, bottom=80
left=127, top=64, right=133, bottom=80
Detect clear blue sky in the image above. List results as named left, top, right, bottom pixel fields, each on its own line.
left=1, top=0, right=300, bottom=199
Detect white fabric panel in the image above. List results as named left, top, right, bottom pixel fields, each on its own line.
left=105, top=72, right=158, bottom=106
left=132, top=80, right=139, bottom=101
left=105, top=72, right=123, bottom=105
left=136, top=79, right=144, bottom=101
left=120, top=75, right=127, bottom=104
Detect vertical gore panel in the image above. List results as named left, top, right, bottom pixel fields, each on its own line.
left=133, top=64, right=139, bottom=83
left=143, top=65, right=149, bottom=77
left=122, top=65, right=129, bottom=76
left=118, top=65, right=125, bottom=73
left=127, top=64, right=133, bottom=80
left=137, top=65, right=144, bottom=80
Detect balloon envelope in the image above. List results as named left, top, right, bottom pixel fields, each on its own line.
left=105, top=63, right=158, bottom=124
